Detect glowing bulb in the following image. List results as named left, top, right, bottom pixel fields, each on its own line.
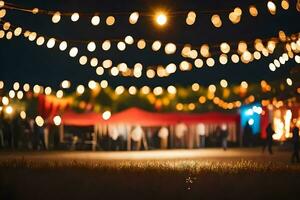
left=76, top=85, right=85, bottom=95
left=36, top=36, right=45, bottom=46
left=117, top=41, right=126, bottom=51
left=2, top=96, right=9, bottom=105
left=156, top=13, right=167, bottom=26
left=20, top=111, right=26, bottom=119
left=5, top=106, right=13, bottom=114
left=61, top=80, right=71, bottom=89
left=35, top=116, right=44, bottom=127
left=45, top=87, right=52, bottom=95
left=91, top=15, right=100, bottom=26
left=129, top=12, right=139, bottom=24
left=52, top=12, right=61, bottom=23
left=69, top=47, right=78, bottom=57
left=59, top=41, right=68, bottom=51
left=71, top=13, right=80, bottom=22
left=102, top=111, right=111, bottom=120
left=53, top=116, right=62, bottom=126
left=47, top=38, right=56, bottom=48
left=56, top=90, right=63, bottom=98
left=79, top=56, right=88, bottom=65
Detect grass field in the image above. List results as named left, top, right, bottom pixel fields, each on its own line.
left=1, top=149, right=300, bottom=200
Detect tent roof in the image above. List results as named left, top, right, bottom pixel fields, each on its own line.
left=61, top=111, right=103, bottom=126
left=108, top=107, right=239, bottom=126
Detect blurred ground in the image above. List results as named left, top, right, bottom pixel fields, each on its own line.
left=0, top=148, right=300, bottom=200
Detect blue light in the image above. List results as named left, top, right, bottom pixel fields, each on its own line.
left=240, top=103, right=261, bottom=134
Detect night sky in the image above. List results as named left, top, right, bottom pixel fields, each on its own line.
left=0, top=0, right=299, bottom=90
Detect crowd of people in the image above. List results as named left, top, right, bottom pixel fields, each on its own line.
left=0, top=113, right=299, bottom=163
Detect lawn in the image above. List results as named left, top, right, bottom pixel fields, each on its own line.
left=0, top=149, right=300, bottom=200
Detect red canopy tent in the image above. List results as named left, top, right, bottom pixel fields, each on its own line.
left=108, top=107, right=240, bottom=126
left=61, top=111, right=104, bottom=126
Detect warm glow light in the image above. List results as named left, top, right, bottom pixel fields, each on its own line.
left=23, top=83, right=30, bottom=92
left=59, top=41, right=67, bottom=51
left=153, top=86, right=163, bottom=96
left=2, top=96, right=9, bottom=105
left=17, top=91, right=23, bottom=99
left=219, top=54, right=228, bottom=65
left=115, top=86, right=125, bottom=95
left=45, top=87, right=52, bottom=95
left=0, top=8, right=6, bottom=18
left=211, top=14, right=222, bottom=28
left=100, top=80, right=108, bottom=88
left=35, top=116, right=44, bottom=127
left=52, top=12, right=61, bottom=23
left=200, top=44, right=210, bottom=57
left=267, top=1, right=277, bottom=15
left=36, top=36, right=45, bottom=46
left=156, top=12, right=167, bottom=26
left=69, top=47, right=78, bottom=57
left=141, top=86, right=150, bottom=95
left=220, top=79, right=228, bottom=88
left=231, top=54, right=240, bottom=63
left=5, top=106, right=13, bottom=114
left=194, top=59, right=204, bottom=68
left=146, top=69, right=155, bottom=78
left=220, top=42, right=230, bottom=54
left=152, top=40, right=162, bottom=51
left=129, top=12, right=139, bottom=24
left=186, top=11, right=196, bottom=25
left=33, top=85, right=41, bottom=94
left=76, top=85, right=85, bottom=95
left=167, top=85, right=177, bottom=94
left=91, top=15, right=100, bottom=26
left=88, top=80, right=97, bottom=90
left=56, top=90, right=63, bottom=98
left=0, top=81, right=4, bottom=89
left=61, top=80, right=71, bottom=89
left=71, top=13, right=80, bottom=22
left=53, top=115, right=62, bottom=126
left=87, top=41, right=96, bottom=52
left=102, top=111, right=111, bottom=120
left=9, top=90, right=15, bottom=98
left=20, top=111, right=26, bottom=119
left=46, top=38, right=56, bottom=48
left=102, top=40, right=111, bottom=51
left=79, top=56, right=88, bottom=65
left=249, top=6, right=258, bottom=17
left=241, top=81, right=248, bottom=89
left=281, top=0, right=289, bottom=10
left=106, top=16, right=115, bottom=26
left=165, top=43, right=176, bottom=54
left=117, top=41, right=126, bottom=51
left=103, top=59, right=113, bottom=68
left=125, top=35, right=134, bottom=45
left=208, top=84, right=216, bottom=93
left=286, top=78, right=293, bottom=86
left=13, top=82, right=20, bottom=90
left=28, top=32, right=37, bottom=41
left=14, top=27, right=22, bottom=36
left=96, top=66, right=104, bottom=75
left=179, top=61, right=191, bottom=71
left=192, top=83, right=200, bottom=91
left=128, top=86, right=137, bottom=95
left=206, top=58, right=215, bottom=67
left=137, top=39, right=146, bottom=49
left=90, top=57, right=98, bottom=67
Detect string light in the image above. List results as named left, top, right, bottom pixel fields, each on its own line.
left=53, top=116, right=62, bottom=126
left=69, top=47, right=78, bottom=57
left=155, top=12, right=167, bottom=26
left=267, top=1, right=276, bottom=15
left=52, top=11, right=61, bottom=23
left=91, top=15, right=100, bottom=26
left=129, top=12, right=139, bottom=24
left=71, top=12, right=80, bottom=22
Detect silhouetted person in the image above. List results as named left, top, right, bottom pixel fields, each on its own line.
left=263, top=123, right=274, bottom=154
left=243, top=123, right=253, bottom=147
left=220, top=124, right=228, bottom=151
left=291, top=125, right=299, bottom=163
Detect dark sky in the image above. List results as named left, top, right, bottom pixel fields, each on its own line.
left=0, top=0, right=299, bottom=90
